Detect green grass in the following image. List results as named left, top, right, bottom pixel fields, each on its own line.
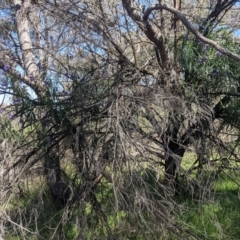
left=177, top=171, right=240, bottom=240
left=3, top=152, right=240, bottom=240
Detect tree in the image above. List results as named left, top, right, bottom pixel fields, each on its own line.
left=0, top=0, right=240, bottom=239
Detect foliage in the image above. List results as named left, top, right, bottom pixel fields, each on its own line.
left=0, top=0, right=240, bottom=239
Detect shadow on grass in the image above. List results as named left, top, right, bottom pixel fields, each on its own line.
left=5, top=168, right=240, bottom=240
left=5, top=183, right=66, bottom=240
left=176, top=171, right=240, bottom=240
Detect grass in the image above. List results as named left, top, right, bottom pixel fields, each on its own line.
left=177, top=163, right=240, bottom=240
left=3, top=152, right=240, bottom=239
left=170, top=152, right=239, bottom=239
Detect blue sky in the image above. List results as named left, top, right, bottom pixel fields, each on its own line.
left=0, top=0, right=239, bottom=104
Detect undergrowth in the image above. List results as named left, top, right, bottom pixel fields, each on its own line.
left=2, top=154, right=240, bottom=240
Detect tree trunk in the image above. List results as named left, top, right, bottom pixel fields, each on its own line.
left=13, top=0, right=38, bottom=76
left=13, top=0, right=43, bottom=95
left=44, top=145, right=71, bottom=207
left=13, top=0, right=71, bottom=206
left=165, top=140, right=185, bottom=195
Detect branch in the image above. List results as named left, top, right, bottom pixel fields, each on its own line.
left=0, top=63, right=44, bottom=96
left=205, top=91, right=240, bottom=97
left=213, top=95, right=231, bottom=119
left=143, top=4, right=240, bottom=62
left=122, top=0, right=168, bottom=67
left=202, top=0, right=238, bottom=32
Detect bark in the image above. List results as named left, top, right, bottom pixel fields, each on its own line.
left=173, top=0, right=181, bottom=68
left=13, top=0, right=70, bottom=206
left=165, top=140, right=185, bottom=194
left=122, top=0, right=168, bottom=69
left=14, top=0, right=38, bottom=77
left=44, top=145, right=71, bottom=207
left=143, top=3, right=240, bottom=62
left=13, top=0, right=43, bottom=95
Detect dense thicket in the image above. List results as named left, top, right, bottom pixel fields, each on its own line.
left=0, top=0, right=240, bottom=239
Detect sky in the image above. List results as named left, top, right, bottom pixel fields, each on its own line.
left=0, top=0, right=240, bottom=104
